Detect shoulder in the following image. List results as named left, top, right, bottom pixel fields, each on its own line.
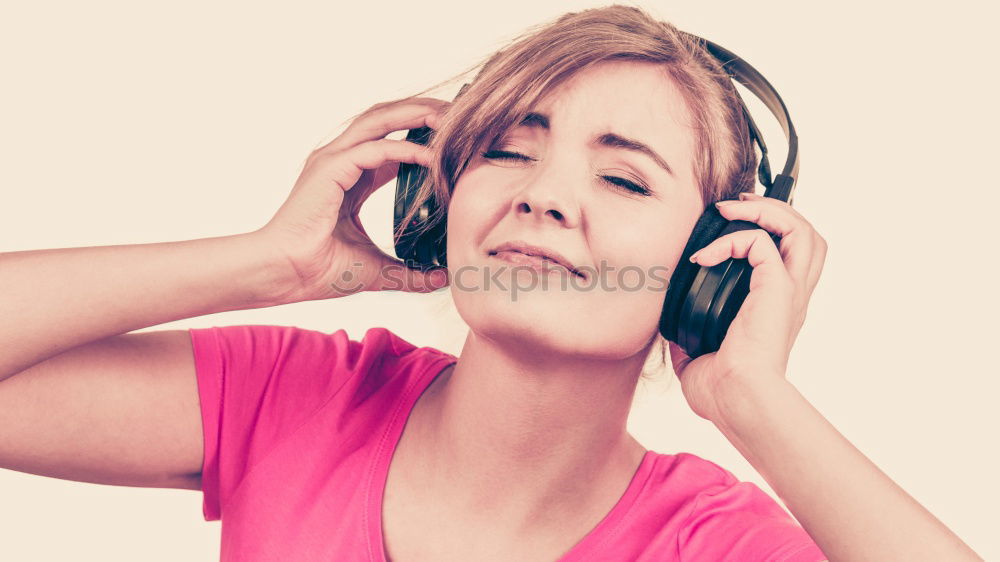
left=188, top=324, right=452, bottom=367
left=641, top=450, right=743, bottom=498
left=186, top=323, right=454, bottom=408
left=659, top=451, right=739, bottom=482
left=653, top=451, right=793, bottom=522
left=657, top=452, right=825, bottom=560
left=333, top=325, right=455, bottom=379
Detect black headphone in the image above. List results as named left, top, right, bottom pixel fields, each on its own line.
left=393, top=33, right=799, bottom=359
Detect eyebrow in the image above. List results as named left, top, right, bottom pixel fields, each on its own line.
left=517, top=112, right=674, bottom=177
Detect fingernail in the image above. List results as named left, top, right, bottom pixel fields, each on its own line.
left=715, top=200, right=737, bottom=207
left=689, top=253, right=699, bottom=263
left=738, top=192, right=752, bottom=200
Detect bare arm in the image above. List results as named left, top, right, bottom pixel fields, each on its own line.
left=2, top=329, right=205, bottom=490
left=714, top=377, right=984, bottom=561
left=1, top=97, right=448, bottom=383
left=672, top=188, right=981, bottom=560
left=0, top=98, right=447, bottom=492
left=0, top=232, right=296, bottom=489
left=0, top=232, right=293, bottom=383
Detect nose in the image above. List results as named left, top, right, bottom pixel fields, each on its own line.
left=510, top=164, right=582, bottom=229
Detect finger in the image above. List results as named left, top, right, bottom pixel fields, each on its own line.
left=736, top=191, right=811, bottom=221
left=346, top=159, right=404, bottom=208
left=426, top=110, right=442, bottom=130
left=318, top=99, right=449, bottom=155
left=805, top=232, right=828, bottom=297
left=741, top=192, right=827, bottom=300
left=734, top=193, right=829, bottom=303
left=369, top=160, right=404, bottom=192
left=325, top=138, right=434, bottom=193
left=689, top=228, right=792, bottom=294
left=342, top=158, right=415, bottom=220
left=718, top=194, right=809, bottom=234
left=714, top=197, right=814, bottom=292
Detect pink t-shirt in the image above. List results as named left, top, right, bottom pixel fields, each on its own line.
left=188, top=324, right=827, bottom=561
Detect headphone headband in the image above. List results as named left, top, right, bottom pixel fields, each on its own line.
left=687, top=33, right=799, bottom=203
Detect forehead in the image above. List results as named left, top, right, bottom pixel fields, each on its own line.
left=527, top=60, right=694, bottom=141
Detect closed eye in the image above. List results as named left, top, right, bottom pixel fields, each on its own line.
left=480, top=149, right=652, bottom=196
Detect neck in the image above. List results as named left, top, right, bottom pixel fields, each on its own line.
left=411, top=329, right=651, bottom=531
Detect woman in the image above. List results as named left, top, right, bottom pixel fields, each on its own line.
left=0, top=5, right=982, bottom=561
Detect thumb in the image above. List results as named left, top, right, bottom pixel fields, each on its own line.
left=370, top=254, right=449, bottom=293
left=668, top=341, right=692, bottom=377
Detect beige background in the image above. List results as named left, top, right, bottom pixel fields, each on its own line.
left=1, top=0, right=996, bottom=559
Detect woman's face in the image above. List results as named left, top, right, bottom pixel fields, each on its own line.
left=446, top=60, right=704, bottom=361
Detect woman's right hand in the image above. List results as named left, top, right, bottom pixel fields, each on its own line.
left=254, top=97, right=451, bottom=303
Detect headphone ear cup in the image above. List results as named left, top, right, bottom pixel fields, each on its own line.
left=660, top=205, right=728, bottom=344
left=394, top=126, right=447, bottom=268
left=393, top=83, right=472, bottom=270
left=677, top=250, right=752, bottom=358
left=661, top=201, right=777, bottom=359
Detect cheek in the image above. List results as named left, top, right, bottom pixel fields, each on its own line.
left=585, top=209, right=698, bottom=340
left=446, top=170, right=517, bottom=264
left=590, top=211, right=690, bottom=278
left=446, top=180, right=489, bottom=265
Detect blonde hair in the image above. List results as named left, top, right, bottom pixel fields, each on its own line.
left=398, top=5, right=757, bottom=241
left=397, top=5, right=760, bottom=378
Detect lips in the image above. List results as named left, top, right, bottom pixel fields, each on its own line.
left=488, top=240, right=586, bottom=279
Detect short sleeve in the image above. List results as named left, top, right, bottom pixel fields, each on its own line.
left=678, top=479, right=827, bottom=561
left=188, top=324, right=363, bottom=521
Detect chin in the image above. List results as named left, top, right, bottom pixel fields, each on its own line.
left=451, top=288, right=656, bottom=362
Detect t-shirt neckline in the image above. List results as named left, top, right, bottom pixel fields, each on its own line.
left=364, top=354, right=657, bottom=561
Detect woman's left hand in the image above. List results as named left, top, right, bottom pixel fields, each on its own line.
left=668, top=191, right=828, bottom=423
